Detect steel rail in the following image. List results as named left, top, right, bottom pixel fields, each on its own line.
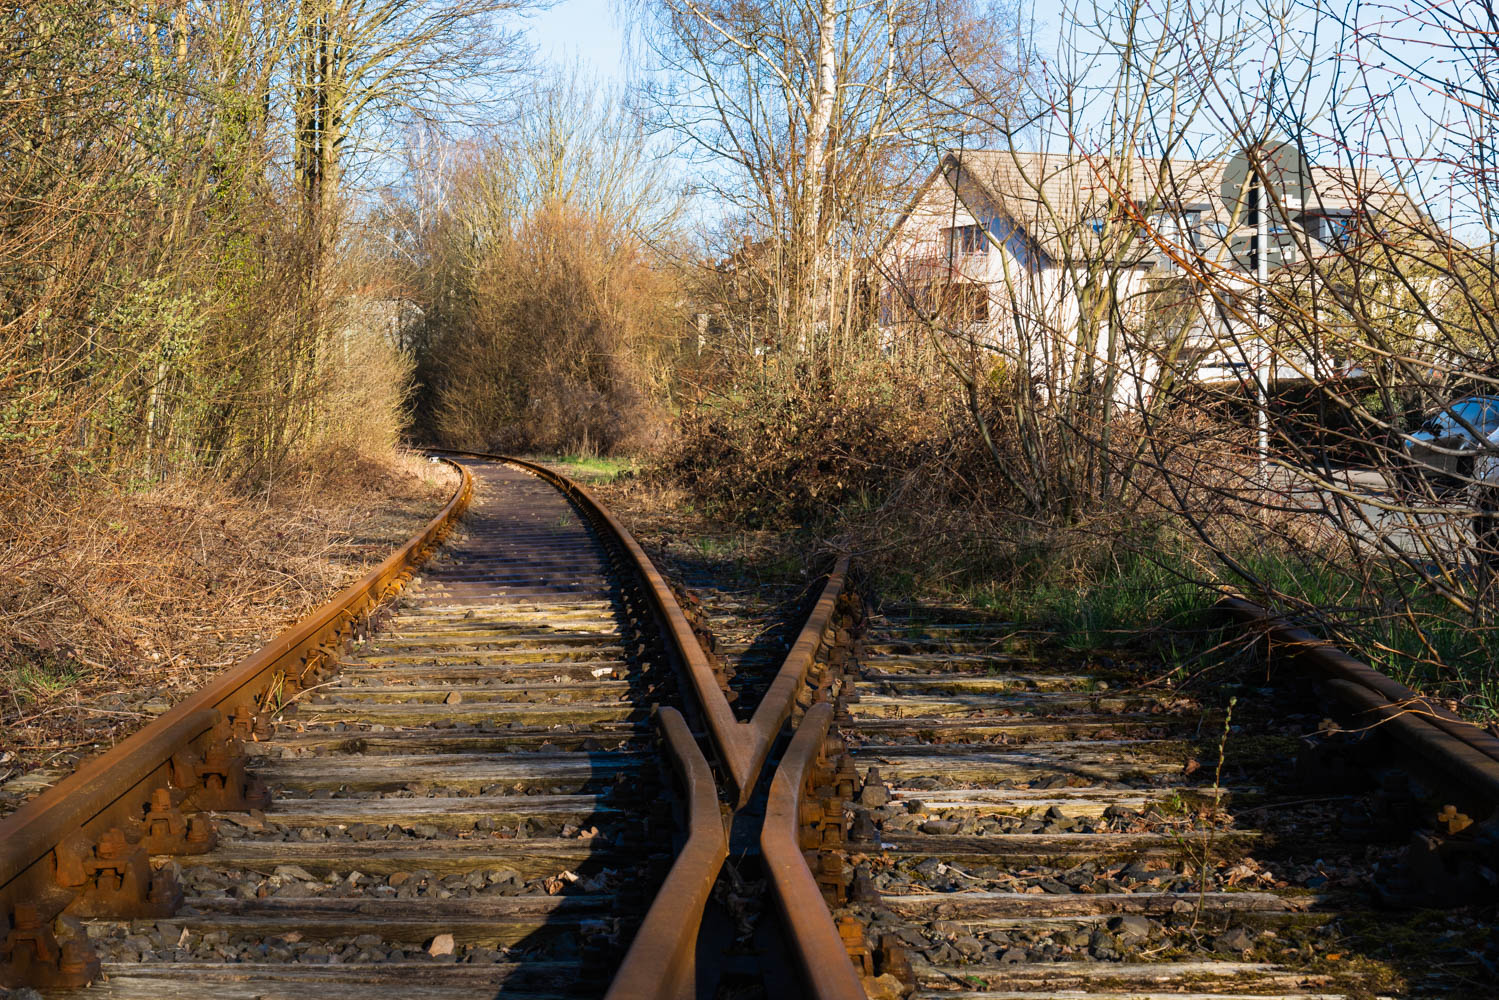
left=1, top=449, right=867, bottom=997
left=1219, top=596, right=1499, bottom=792
left=604, top=707, right=727, bottom=1000
left=762, top=702, right=868, bottom=1000
left=431, top=452, right=852, bottom=806
left=432, top=453, right=865, bottom=996
left=0, top=458, right=473, bottom=985
left=1322, top=679, right=1499, bottom=802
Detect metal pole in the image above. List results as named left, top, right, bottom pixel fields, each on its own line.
left=1256, top=174, right=1269, bottom=474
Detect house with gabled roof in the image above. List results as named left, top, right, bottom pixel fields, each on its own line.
left=879, top=148, right=1424, bottom=404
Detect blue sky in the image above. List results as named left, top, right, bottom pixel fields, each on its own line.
left=512, top=0, right=1486, bottom=235
left=527, top=0, right=630, bottom=79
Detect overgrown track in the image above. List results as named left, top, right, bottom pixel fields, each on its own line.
left=0, top=458, right=772, bottom=999
left=805, top=606, right=1499, bottom=999
left=10, top=459, right=1499, bottom=1000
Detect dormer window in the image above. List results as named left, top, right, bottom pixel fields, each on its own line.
left=945, top=224, right=989, bottom=256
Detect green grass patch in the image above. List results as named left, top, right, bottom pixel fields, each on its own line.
left=922, top=539, right=1499, bottom=720
left=957, top=549, right=1222, bottom=660
left=1226, top=550, right=1499, bottom=718
left=2, top=654, right=88, bottom=708
left=525, top=453, right=636, bottom=484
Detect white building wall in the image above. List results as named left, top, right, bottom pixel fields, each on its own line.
left=882, top=177, right=1168, bottom=408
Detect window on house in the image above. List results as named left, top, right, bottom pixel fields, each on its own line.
left=1301, top=211, right=1357, bottom=246
left=1143, top=208, right=1204, bottom=247
left=945, top=224, right=990, bottom=256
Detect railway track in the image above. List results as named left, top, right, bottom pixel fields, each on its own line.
left=61, top=458, right=695, bottom=998
left=0, top=456, right=850, bottom=999
left=812, top=606, right=1499, bottom=999
left=4, top=453, right=1499, bottom=999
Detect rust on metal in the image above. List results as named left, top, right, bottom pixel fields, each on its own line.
left=2, top=448, right=876, bottom=995
left=439, top=453, right=869, bottom=993
left=604, top=707, right=728, bottom=1000
left=0, top=459, right=472, bottom=987
left=762, top=702, right=869, bottom=1000
left=1219, top=596, right=1499, bottom=777
left=435, top=452, right=854, bottom=805
left=1220, top=595, right=1499, bottom=908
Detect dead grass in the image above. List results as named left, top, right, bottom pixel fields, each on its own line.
left=591, top=475, right=822, bottom=589
left=0, top=449, right=457, bottom=811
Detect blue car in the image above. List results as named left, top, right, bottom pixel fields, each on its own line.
left=1401, top=395, right=1499, bottom=484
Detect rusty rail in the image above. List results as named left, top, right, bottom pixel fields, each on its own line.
left=0, top=444, right=868, bottom=996
left=0, top=458, right=472, bottom=988
left=1219, top=596, right=1499, bottom=771
left=434, top=452, right=852, bottom=805
left=496, top=456, right=853, bottom=804
left=762, top=702, right=868, bottom=1000
left=604, top=707, right=727, bottom=1000
left=434, top=454, right=864, bottom=997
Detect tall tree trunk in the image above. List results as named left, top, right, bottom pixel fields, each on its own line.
left=798, top=0, right=837, bottom=357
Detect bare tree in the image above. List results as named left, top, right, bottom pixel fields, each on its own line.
left=290, top=0, right=537, bottom=222
left=888, top=0, right=1499, bottom=693
left=632, top=0, right=1027, bottom=367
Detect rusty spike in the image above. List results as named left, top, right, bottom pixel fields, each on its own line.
left=139, top=788, right=217, bottom=855
left=226, top=700, right=270, bottom=741
left=0, top=904, right=100, bottom=989
left=833, top=754, right=860, bottom=800
left=877, top=934, right=915, bottom=987
left=183, top=741, right=270, bottom=812
left=814, top=851, right=846, bottom=905
left=1436, top=804, right=1474, bottom=836
left=58, top=828, right=178, bottom=919
left=838, top=915, right=874, bottom=975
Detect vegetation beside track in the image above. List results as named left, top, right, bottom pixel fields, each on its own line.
left=0, top=453, right=457, bottom=814
left=628, top=366, right=1499, bottom=729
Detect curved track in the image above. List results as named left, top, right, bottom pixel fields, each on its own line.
left=0, top=458, right=744, bottom=999
left=8, top=456, right=1499, bottom=1000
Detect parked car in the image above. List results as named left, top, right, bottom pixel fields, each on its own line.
left=1474, top=433, right=1499, bottom=565
left=1400, top=395, right=1499, bottom=485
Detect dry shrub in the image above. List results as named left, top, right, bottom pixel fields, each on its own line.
left=658, top=359, right=961, bottom=526
left=0, top=452, right=455, bottom=802
left=424, top=203, right=681, bottom=455
left=311, top=325, right=416, bottom=457
left=652, top=354, right=1254, bottom=596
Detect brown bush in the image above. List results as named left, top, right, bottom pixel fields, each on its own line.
left=650, top=351, right=1267, bottom=598
left=420, top=203, right=684, bottom=455
left=657, top=359, right=958, bottom=524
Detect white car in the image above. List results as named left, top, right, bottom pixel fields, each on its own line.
left=1478, top=427, right=1499, bottom=490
